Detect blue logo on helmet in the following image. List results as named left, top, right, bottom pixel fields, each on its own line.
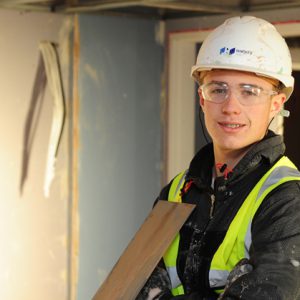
left=220, top=47, right=252, bottom=56
left=220, top=47, right=236, bottom=55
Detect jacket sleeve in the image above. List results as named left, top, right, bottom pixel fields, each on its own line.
left=220, top=181, right=300, bottom=300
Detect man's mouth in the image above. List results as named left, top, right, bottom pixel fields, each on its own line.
left=219, top=122, right=245, bottom=129
left=223, top=123, right=243, bottom=128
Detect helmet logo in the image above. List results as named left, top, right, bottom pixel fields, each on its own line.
left=220, top=47, right=235, bottom=55
left=220, top=47, right=253, bottom=56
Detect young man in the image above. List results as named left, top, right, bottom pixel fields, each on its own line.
left=137, top=16, right=300, bottom=299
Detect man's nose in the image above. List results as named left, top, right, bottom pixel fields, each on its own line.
left=221, top=90, right=242, bottom=114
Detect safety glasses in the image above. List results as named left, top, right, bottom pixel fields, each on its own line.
left=200, top=82, right=278, bottom=106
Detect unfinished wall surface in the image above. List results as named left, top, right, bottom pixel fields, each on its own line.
left=0, top=9, right=72, bottom=300
left=77, top=14, right=163, bottom=300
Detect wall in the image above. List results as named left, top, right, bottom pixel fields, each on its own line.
left=77, top=15, right=163, bottom=299
left=0, top=9, right=72, bottom=300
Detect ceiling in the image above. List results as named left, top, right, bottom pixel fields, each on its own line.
left=1, top=0, right=300, bottom=19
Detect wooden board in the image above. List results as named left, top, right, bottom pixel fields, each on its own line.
left=93, top=200, right=195, bottom=300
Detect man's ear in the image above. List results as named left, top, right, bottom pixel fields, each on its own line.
left=270, top=93, right=287, bottom=118
left=198, top=87, right=205, bottom=107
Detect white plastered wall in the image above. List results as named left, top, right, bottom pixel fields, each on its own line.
left=0, top=9, right=72, bottom=300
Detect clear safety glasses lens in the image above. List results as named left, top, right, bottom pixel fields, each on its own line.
left=200, top=82, right=278, bottom=106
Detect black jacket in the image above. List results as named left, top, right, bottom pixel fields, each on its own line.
left=137, top=131, right=300, bottom=300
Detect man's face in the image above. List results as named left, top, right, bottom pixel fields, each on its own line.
left=198, top=70, right=286, bottom=156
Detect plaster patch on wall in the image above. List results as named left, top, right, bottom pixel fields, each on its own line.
left=155, top=21, right=165, bottom=46
left=71, top=210, right=80, bottom=298
left=160, top=68, right=166, bottom=124
left=58, top=234, right=67, bottom=248
left=58, top=17, right=73, bottom=68
left=159, top=68, right=166, bottom=181
left=60, top=269, right=67, bottom=282
left=56, top=167, right=69, bottom=200
left=84, top=63, right=101, bottom=85
left=48, top=249, right=55, bottom=260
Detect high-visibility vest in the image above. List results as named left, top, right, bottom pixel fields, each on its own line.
left=163, top=156, right=300, bottom=296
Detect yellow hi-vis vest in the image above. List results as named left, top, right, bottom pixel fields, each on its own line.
left=163, top=156, right=300, bottom=296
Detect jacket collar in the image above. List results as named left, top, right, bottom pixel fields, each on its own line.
left=187, top=130, right=285, bottom=186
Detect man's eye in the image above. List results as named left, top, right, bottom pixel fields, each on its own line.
left=210, top=88, right=227, bottom=95
left=241, top=88, right=259, bottom=97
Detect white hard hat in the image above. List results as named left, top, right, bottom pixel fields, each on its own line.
left=191, top=16, right=294, bottom=99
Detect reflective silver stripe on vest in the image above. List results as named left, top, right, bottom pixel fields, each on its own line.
left=245, top=165, right=300, bottom=259
left=166, top=266, right=182, bottom=289
left=257, top=166, right=300, bottom=199
left=209, top=269, right=230, bottom=287
left=244, top=224, right=251, bottom=259
left=209, top=165, right=300, bottom=288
